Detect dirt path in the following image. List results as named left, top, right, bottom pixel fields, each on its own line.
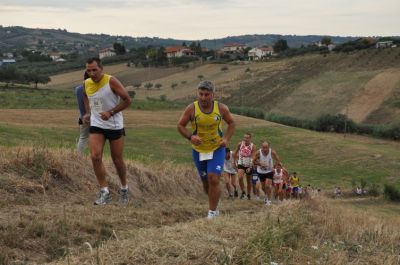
left=344, top=69, right=400, bottom=123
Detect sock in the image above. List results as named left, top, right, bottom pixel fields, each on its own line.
left=101, top=187, right=109, bottom=194
left=121, top=185, right=128, bottom=191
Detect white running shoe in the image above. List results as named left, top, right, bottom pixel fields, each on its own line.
left=207, top=210, right=219, bottom=220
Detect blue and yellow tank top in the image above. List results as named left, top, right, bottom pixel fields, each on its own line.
left=191, top=101, right=223, bottom=153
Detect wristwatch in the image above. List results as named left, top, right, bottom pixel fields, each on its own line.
left=109, top=110, right=115, bottom=116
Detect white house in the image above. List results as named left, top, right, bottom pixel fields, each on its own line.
left=376, top=41, right=394, bottom=48
left=49, top=52, right=62, bottom=61
left=165, top=46, right=194, bottom=58
left=248, top=47, right=273, bottom=60
left=99, top=48, right=116, bottom=59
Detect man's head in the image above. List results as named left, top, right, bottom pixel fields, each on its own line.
left=261, top=140, right=270, bottom=154
left=243, top=132, right=252, bottom=144
left=86, top=57, right=103, bottom=82
left=197, top=80, right=214, bottom=108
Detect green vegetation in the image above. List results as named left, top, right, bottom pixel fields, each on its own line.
left=384, top=184, right=400, bottom=202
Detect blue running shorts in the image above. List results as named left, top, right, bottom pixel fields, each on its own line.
left=192, top=147, right=226, bottom=181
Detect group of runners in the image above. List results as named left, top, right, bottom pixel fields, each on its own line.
left=77, top=57, right=303, bottom=219
left=223, top=133, right=302, bottom=205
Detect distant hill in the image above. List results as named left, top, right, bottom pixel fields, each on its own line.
left=0, top=25, right=360, bottom=53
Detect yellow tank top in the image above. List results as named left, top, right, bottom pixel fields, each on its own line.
left=191, top=101, right=223, bottom=153
left=291, top=176, right=300, bottom=187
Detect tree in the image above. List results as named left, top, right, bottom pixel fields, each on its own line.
left=144, top=82, right=153, bottom=90
left=133, top=82, right=141, bottom=89
left=321, top=36, right=332, bottom=46
left=0, top=65, right=20, bottom=86
left=155, top=83, right=163, bottom=90
left=113, top=43, right=126, bottom=55
left=24, top=71, right=51, bottom=88
left=197, top=74, right=204, bottom=81
left=221, top=66, right=229, bottom=72
left=273, top=39, right=289, bottom=53
left=171, top=83, right=178, bottom=89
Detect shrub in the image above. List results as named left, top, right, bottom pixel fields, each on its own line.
left=368, top=184, right=380, bottom=197
left=383, top=184, right=400, bottom=202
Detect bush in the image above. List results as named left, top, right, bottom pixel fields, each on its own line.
left=230, top=106, right=264, bottom=119
left=383, top=184, right=400, bottom=202
left=368, top=184, right=380, bottom=197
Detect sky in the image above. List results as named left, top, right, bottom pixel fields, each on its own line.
left=1, top=0, right=399, bottom=40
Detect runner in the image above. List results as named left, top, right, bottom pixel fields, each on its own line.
left=233, top=133, right=256, bottom=200
left=75, top=71, right=90, bottom=155
left=177, top=80, right=235, bottom=219
left=223, top=147, right=238, bottom=198
left=253, top=141, right=281, bottom=206
left=290, top=172, right=301, bottom=199
left=82, top=57, right=132, bottom=205
left=273, top=163, right=285, bottom=201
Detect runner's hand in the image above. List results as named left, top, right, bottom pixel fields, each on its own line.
left=218, top=137, right=228, bottom=147
left=100, top=111, right=111, bottom=121
left=83, top=114, right=91, bottom=124
left=190, top=135, right=202, bottom=146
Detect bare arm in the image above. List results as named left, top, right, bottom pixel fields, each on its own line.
left=82, top=84, right=91, bottom=124
left=219, top=103, right=235, bottom=147
left=252, top=151, right=260, bottom=166
left=99, top=77, right=132, bottom=121
left=177, top=104, right=201, bottom=145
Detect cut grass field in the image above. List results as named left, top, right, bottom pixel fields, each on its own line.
left=0, top=109, right=399, bottom=188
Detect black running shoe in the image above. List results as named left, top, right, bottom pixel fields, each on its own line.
left=240, top=192, right=246, bottom=200
left=234, top=190, right=238, bottom=197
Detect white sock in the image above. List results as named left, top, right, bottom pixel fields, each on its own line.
left=121, top=185, right=128, bottom=191
left=101, top=187, right=109, bottom=194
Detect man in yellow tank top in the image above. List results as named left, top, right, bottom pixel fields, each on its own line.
left=178, top=80, right=235, bottom=219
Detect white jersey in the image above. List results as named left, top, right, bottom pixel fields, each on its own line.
left=256, top=149, right=274, bottom=174
left=273, top=169, right=283, bottom=184
left=224, top=151, right=236, bottom=174
left=87, top=76, right=123, bottom=130
left=238, top=142, right=253, bottom=167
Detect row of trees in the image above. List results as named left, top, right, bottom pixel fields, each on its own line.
left=0, top=65, right=50, bottom=88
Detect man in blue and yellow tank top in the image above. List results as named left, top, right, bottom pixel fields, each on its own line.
left=178, top=80, right=235, bottom=219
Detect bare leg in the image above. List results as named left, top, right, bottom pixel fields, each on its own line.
left=89, top=133, right=107, bottom=188
left=237, top=169, right=246, bottom=193
left=223, top=172, right=232, bottom=195
left=208, top=173, right=221, bottom=211
left=110, top=136, right=127, bottom=186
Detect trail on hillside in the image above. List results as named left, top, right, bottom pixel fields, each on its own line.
left=344, top=69, right=400, bottom=123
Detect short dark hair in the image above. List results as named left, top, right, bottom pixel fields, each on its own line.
left=86, top=57, right=102, bottom=68
left=225, top=147, right=230, bottom=152
left=84, top=71, right=90, bottom=80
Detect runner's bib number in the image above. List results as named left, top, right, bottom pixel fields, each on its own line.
left=199, top=152, right=213, bottom=161
left=252, top=175, right=259, bottom=181
left=90, top=98, right=103, bottom=113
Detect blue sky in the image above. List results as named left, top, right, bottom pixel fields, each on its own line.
left=1, top=0, right=399, bottom=39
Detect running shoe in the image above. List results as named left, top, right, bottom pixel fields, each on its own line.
left=94, top=190, right=112, bottom=205
left=207, top=210, right=219, bottom=220
left=234, top=190, right=239, bottom=197
left=247, top=194, right=251, bottom=200
left=240, top=192, right=246, bottom=200
left=119, top=188, right=129, bottom=204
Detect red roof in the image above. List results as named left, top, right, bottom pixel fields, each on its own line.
left=165, top=46, right=193, bottom=53
left=223, top=43, right=246, bottom=47
left=258, top=47, right=273, bottom=52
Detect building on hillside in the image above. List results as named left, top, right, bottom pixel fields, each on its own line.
left=49, top=52, right=62, bottom=61
left=218, top=43, right=247, bottom=60
left=220, top=43, right=247, bottom=53
left=2, top=52, right=14, bottom=58
left=376, top=41, right=394, bottom=48
left=0, top=58, right=16, bottom=66
left=99, top=48, right=116, bottom=59
left=165, top=46, right=194, bottom=58
left=248, top=47, right=273, bottom=60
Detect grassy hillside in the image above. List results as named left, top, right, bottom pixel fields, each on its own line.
left=0, top=109, right=399, bottom=189
left=43, top=48, right=400, bottom=125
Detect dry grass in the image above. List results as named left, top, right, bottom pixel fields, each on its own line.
left=50, top=197, right=400, bottom=265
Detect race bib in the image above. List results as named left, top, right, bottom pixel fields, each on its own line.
left=90, top=98, right=103, bottom=113
left=252, top=175, right=259, bottom=181
left=199, top=152, right=213, bottom=161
